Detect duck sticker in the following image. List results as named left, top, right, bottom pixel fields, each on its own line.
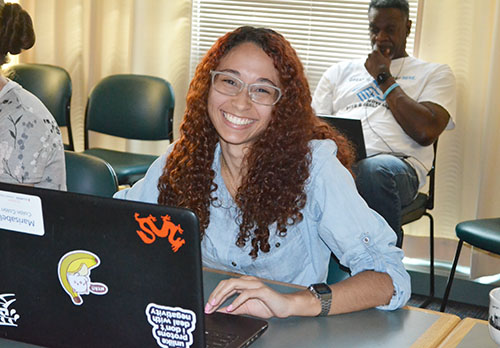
left=57, top=250, right=108, bottom=305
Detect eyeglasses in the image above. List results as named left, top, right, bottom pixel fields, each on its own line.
left=210, top=70, right=282, bottom=106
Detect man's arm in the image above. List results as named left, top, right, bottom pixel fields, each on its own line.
left=365, top=49, right=450, bottom=146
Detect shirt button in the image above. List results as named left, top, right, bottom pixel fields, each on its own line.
left=275, top=242, right=281, bottom=248
left=363, top=236, right=370, bottom=244
left=231, top=261, right=237, bottom=267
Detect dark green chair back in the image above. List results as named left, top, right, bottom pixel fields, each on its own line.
left=65, top=151, right=119, bottom=197
left=440, top=218, right=500, bottom=312
left=83, top=74, right=174, bottom=185
left=84, top=74, right=174, bottom=142
left=7, top=63, right=74, bottom=150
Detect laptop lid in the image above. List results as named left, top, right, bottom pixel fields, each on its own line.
left=0, top=183, right=266, bottom=348
left=317, top=114, right=367, bottom=161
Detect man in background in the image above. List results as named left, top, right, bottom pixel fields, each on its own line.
left=312, top=0, right=456, bottom=246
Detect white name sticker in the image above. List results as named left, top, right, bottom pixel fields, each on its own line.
left=0, top=189, right=45, bottom=236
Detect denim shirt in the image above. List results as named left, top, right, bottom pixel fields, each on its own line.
left=114, top=139, right=411, bottom=310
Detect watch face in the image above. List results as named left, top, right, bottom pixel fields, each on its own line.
left=377, top=71, right=389, bottom=84
left=312, top=283, right=331, bottom=295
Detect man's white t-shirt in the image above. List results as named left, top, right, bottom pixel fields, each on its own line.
left=312, top=56, right=456, bottom=188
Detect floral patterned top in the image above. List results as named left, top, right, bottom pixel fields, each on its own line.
left=0, top=80, right=66, bottom=190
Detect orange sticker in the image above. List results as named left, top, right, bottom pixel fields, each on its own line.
left=135, top=213, right=185, bottom=252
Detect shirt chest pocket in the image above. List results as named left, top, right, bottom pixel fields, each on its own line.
left=246, top=230, right=310, bottom=284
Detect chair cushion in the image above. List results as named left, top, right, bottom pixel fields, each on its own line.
left=83, top=148, right=158, bottom=185
left=400, top=192, right=429, bottom=225
left=456, top=218, right=500, bottom=255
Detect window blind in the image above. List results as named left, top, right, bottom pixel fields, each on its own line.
left=190, top=0, right=420, bottom=93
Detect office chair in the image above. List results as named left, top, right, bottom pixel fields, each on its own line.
left=65, top=151, right=119, bottom=198
left=440, top=218, right=500, bottom=312
left=400, top=141, right=438, bottom=308
left=7, top=63, right=74, bottom=150
left=83, top=74, right=175, bottom=186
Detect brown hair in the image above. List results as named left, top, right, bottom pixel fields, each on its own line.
left=0, top=3, right=35, bottom=66
left=158, top=26, right=355, bottom=258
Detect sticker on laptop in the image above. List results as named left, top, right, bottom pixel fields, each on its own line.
left=0, top=189, right=44, bottom=236
left=146, top=303, right=196, bottom=348
left=0, top=293, right=20, bottom=327
left=134, top=213, right=186, bottom=252
left=57, top=250, right=108, bottom=306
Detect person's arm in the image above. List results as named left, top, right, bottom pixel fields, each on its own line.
left=204, top=270, right=393, bottom=319
left=113, top=153, right=168, bottom=203
left=364, top=49, right=450, bottom=146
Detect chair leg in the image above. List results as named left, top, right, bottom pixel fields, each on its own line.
left=440, top=240, right=463, bottom=312
left=397, top=228, right=404, bottom=249
left=419, top=213, right=435, bottom=308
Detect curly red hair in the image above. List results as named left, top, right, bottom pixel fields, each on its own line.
left=158, top=26, right=355, bottom=258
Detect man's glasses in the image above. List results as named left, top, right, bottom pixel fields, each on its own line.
left=210, top=70, right=282, bottom=106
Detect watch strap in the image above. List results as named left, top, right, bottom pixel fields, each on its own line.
left=318, top=295, right=332, bottom=316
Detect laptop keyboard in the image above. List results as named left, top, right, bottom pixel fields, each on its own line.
left=205, top=329, right=239, bottom=348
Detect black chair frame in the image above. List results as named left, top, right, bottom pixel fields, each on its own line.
left=400, top=141, right=438, bottom=308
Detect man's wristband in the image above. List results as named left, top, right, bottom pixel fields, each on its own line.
left=383, top=82, right=399, bottom=100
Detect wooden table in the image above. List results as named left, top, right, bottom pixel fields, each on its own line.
left=438, top=317, right=498, bottom=347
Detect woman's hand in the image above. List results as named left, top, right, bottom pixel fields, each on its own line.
left=204, top=276, right=317, bottom=319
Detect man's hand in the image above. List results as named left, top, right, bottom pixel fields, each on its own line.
left=365, top=44, right=392, bottom=79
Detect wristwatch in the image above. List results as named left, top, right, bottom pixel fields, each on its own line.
left=376, top=71, right=391, bottom=85
left=307, top=283, right=332, bottom=316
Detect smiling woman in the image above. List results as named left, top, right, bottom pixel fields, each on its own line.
left=115, top=26, right=411, bottom=319
left=207, top=42, right=278, bottom=155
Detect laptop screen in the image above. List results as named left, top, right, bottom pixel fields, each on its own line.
left=317, top=114, right=367, bottom=162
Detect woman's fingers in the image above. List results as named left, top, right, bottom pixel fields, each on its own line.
left=223, top=287, right=276, bottom=318
left=205, top=277, right=265, bottom=313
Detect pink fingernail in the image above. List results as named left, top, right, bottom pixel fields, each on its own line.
left=204, top=303, right=211, bottom=313
left=226, top=304, right=233, bottom=312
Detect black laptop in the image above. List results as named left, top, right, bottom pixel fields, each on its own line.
left=317, top=114, right=367, bottom=162
left=0, top=183, right=267, bottom=348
